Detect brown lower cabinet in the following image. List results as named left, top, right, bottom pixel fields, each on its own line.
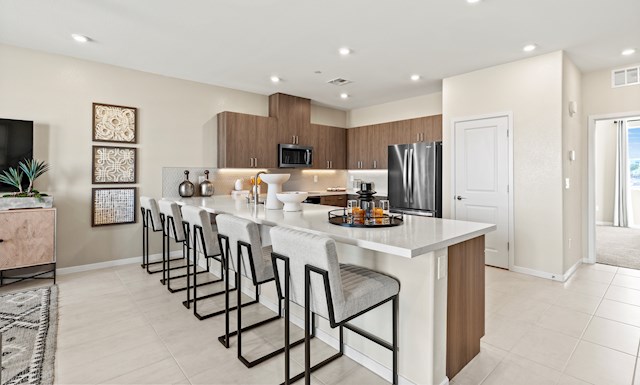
left=320, top=195, right=347, bottom=207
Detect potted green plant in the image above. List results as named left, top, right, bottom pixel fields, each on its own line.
left=0, top=158, right=53, bottom=210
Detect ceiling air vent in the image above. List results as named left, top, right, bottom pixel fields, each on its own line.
left=612, top=66, right=640, bottom=88
left=327, top=78, right=353, bottom=86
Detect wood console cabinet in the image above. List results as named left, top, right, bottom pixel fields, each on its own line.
left=0, top=208, right=56, bottom=274
left=217, top=111, right=278, bottom=168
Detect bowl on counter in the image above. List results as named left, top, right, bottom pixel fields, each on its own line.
left=276, top=191, right=309, bottom=212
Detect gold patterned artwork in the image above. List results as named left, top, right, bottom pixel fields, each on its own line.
left=92, top=103, right=137, bottom=143
left=92, top=188, right=137, bottom=226
left=92, top=146, right=136, bottom=184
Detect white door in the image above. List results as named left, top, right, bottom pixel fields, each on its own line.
left=454, top=116, right=510, bottom=269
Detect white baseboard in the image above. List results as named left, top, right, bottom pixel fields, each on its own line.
left=510, top=265, right=566, bottom=282
left=57, top=251, right=182, bottom=275
left=562, top=260, right=582, bottom=281
left=596, top=221, right=613, bottom=226
left=247, top=287, right=422, bottom=385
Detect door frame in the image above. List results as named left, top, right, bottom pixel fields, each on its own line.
left=586, top=111, right=640, bottom=264
left=451, top=112, right=515, bottom=270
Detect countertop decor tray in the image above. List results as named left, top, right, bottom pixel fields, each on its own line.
left=327, top=209, right=403, bottom=228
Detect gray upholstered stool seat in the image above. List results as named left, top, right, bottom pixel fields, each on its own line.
left=335, top=263, right=399, bottom=323
left=270, top=226, right=400, bottom=385
left=158, top=200, right=207, bottom=293
left=180, top=205, right=226, bottom=320
left=140, top=196, right=179, bottom=274
left=216, top=214, right=308, bottom=368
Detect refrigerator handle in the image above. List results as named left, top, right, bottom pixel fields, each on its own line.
left=403, top=149, right=408, bottom=202
left=410, top=149, right=414, bottom=202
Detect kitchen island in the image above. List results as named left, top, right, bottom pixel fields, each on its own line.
left=172, top=195, right=495, bottom=385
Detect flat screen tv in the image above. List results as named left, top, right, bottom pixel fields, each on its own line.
left=0, top=119, right=34, bottom=192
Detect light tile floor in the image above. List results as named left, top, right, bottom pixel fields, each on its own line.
left=1, top=262, right=639, bottom=385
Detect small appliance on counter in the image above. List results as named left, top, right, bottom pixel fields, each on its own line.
left=199, top=170, right=214, bottom=197
left=388, top=141, right=442, bottom=217
left=179, top=170, right=195, bottom=197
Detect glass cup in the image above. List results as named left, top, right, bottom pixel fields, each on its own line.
left=347, top=200, right=359, bottom=216
left=378, top=200, right=390, bottom=224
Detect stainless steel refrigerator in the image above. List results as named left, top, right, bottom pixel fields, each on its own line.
left=388, top=141, right=442, bottom=217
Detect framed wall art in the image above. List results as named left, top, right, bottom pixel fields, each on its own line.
left=92, top=146, right=137, bottom=184
left=91, top=187, right=137, bottom=227
left=92, top=103, right=137, bottom=143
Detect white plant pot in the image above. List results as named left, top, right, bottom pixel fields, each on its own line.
left=0, top=196, right=54, bottom=211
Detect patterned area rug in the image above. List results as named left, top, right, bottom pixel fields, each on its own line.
left=0, top=286, right=57, bottom=385
left=596, top=225, right=640, bottom=270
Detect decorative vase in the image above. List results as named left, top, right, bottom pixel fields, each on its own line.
left=179, top=170, right=195, bottom=197
left=234, top=179, right=243, bottom=191
left=199, top=170, right=214, bottom=197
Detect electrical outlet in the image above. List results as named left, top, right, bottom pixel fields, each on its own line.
left=568, top=238, right=572, bottom=249
left=565, top=178, right=570, bottom=189
left=313, top=175, right=318, bottom=183
left=437, top=256, right=447, bottom=280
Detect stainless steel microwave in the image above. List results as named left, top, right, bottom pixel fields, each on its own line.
left=278, top=144, right=313, bottom=168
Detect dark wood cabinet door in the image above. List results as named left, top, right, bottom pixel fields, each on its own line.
left=256, top=116, right=278, bottom=168
left=410, top=116, right=433, bottom=143
left=270, top=93, right=311, bottom=145
left=347, top=127, right=362, bottom=169
left=311, top=124, right=328, bottom=169
left=430, top=114, right=443, bottom=141
left=218, top=112, right=253, bottom=168
left=330, top=126, right=347, bottom=169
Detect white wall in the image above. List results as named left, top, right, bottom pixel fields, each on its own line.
left=443, top=51, right=565, bottom=276
left=310, top=104, right=348, bottom=127
left=562, top=55, right=583, bottom=271
left=347, top=92, right=442, bottom=127
left=595, top=120, right=616, bottom=224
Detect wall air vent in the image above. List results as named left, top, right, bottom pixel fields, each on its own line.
left=327, top=78, right=353, bottom=86
left=612, top=66, right=640, bottom=88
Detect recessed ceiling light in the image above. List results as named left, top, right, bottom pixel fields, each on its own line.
left=622, top=48, right=636, bottom=56
left=410, top=74, right=421, bottom=81
left=339, top=47, right=351, bottom=56
left=71, top=34, right=89, bottom=43
left=466, top=0, right=482, bottom=4
left=270, top=76, right=280, bottom=83
left=523, top=44, right=537, bottom=52
left=340, top=93, right=349, bottom=99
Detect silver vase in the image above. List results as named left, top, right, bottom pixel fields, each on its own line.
left=199, top=170, right=214, bottom=197
left=179, top=170, right=195, bottom=197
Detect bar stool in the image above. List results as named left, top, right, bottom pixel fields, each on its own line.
left=140, top=196, right=182, bottom=274
left=270, top=226, right=400, bottom=385
left=180, top=205, right=232, bottom=320
left=157, top=200, right=213, bottom=293
left=215, top=214, right=307, bottom=368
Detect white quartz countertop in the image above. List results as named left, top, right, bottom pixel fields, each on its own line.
left=170, top=196, right=495, bottom=258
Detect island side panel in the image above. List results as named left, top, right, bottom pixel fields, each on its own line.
left=446, top=235, right=485, bottom=379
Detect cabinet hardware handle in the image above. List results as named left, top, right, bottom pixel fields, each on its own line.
left=254, top=158, right=258, bottom=167
left=417, top=133, right=420, bottom=141
left=327, top=161, right=329, bottom=169
left=330, top=161, right=333, bottom=169
left=250, top=158, right=253, bottom=167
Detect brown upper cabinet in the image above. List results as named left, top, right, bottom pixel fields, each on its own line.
left=313, top=124, right=346, bottom=169
left=347, top=114, right=442, bottom=169
left=269, top=93, right=315, bottom=146
left=217, top=111, right=277, bottom=168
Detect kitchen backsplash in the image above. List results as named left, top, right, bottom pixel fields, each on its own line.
left=347, top=170, right=388, bottom=196
left=162, top=167, right=348, bottom=198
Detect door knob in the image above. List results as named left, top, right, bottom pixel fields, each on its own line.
left=456, top=195, right=467, bottom=200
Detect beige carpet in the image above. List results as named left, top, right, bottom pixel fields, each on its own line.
left=596, top=225, right=640, bottom=269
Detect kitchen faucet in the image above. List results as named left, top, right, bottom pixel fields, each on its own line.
left=251, top=171, right=266, bottom=206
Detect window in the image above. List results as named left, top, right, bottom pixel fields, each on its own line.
left=629, top=123, right=640, bottom=188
